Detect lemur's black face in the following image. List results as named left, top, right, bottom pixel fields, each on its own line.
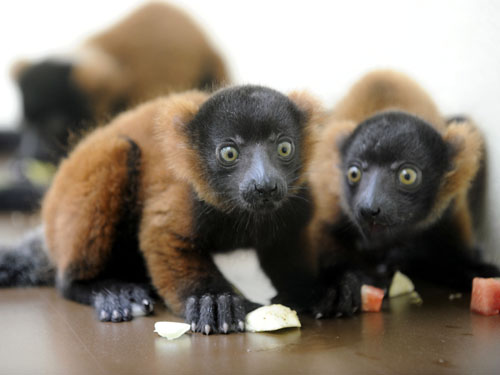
left=340, top=112, right=451, bottom=246
left=187, top=85, right=306, bottom=213
left=18, top=60, right=92, bottom=158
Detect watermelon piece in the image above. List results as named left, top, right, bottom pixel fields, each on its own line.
left=470, top=277, right=500, bottom=316
left=361, top=285, right=385, bottom=312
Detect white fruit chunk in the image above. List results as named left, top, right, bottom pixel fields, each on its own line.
left=245, top=304, right=301, bottom=332
left=389, top=271, right=415, bottom=297
left=154, top=321, right=191, bottom=340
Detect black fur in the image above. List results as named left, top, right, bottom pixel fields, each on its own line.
left=94, top=283, right=153, bottom=322
left=184, top=293, right=258, bottom=334
left=382, top=207, right=500, bottom=289
left=179, top=86, right=315, bottom=332
left=0, top=182, right=45, bottom=212
left=314, top=112, right=500, bottom=318
left=18, top=60, right=93, bottom=162
left=340, top=112, right=452, bottom=245
left=187, top=85, right=306, bottom=212
left=59, top=280, right=154, bottom=322
left=0, top=130, right=20, bottom=152
left=0, top=227, right=55, bottom=287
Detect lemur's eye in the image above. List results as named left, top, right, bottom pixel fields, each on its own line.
left=347, top=166, right=362, bottom=184
left=398, top=167, right=419, bottom=186
left=218, top=146, right=239, bottom=164
left=277, top=141, right=294, bottom=159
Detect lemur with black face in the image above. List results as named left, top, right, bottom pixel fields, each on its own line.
left=0, top=85, right=320, bottom=334
left=307, top=70, right=500, bottom=318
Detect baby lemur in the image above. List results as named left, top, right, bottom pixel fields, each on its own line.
left=0, top=85, right=320, bottom=334
left=307, top=70, right=499, bottom=318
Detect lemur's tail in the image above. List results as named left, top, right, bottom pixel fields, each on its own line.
left=0, top=226, right=55, bottom=287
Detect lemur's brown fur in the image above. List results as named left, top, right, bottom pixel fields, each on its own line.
left=42, top=92, right=205, bottom=313
left=14, top=3, right=229, bottom=122
left=76, top=2, right=229, bottom=119
left=332, top=70, right=445, bottom=130
left=307, top=70, right=484, bottom=260
left=42, top=89, right=319, bottom=316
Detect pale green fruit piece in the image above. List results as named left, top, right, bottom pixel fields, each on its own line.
left=389, top=271, right=415, bottom=297
left=154, top=321, right=191, bottom=340
left=245, top=304, right=301, bottom=332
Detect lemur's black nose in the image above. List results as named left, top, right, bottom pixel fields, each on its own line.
left=254, top=182, right=278, bottom=198
left=359, top=206, right=381, bottom=222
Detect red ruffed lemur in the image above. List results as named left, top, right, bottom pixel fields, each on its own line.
left=306, top=70, right=500, bottom=318
left=11, top=2, right=229, bottom=162
left=4, top=2, right=230, bottom=213
left=0, top=85, right=321, bottom=334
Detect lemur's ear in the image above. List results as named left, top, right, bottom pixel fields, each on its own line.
left=421, top=119, right=485, bottom=229
left=154, top=90, right=219, bottom=205
left=441, top=120, right=484, bottom=199
left=288, top=90, right=324, bottom=125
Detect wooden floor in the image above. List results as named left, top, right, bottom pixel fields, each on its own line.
left=0, top=214, right=499, bottom=374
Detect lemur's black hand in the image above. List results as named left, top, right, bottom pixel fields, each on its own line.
left=313, top=272, right=362, bottom=319
left=185, top=293, right=260, bottom=334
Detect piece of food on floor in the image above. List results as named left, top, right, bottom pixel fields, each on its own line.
left=389, top=271, right=415, bottom=297
left=409, top=291, right=423, bottom=305
left=470, top=277, right=500, bottom=316
left=361, top=285, right=385, bottom=312
left=245, top=304, right=301, bottom=332
left=154, top=321, right=191, bottom=340
left=448, top=293, right=463, bottom=300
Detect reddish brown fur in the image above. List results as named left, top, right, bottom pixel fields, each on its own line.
left=42, top=91, right=207, bottom=313
left=43, top=134, right=132, bottom=279
left=13, top=3, right=229, bottom=122
left=77, top=2, right=229, bottom=119
left=332, top=70, right=445, bottom=130
left=421, top=119, right=484, bottom=244
left=305, top=120, right=357, bottom=266
left=287, top=91, right=326, bottom=187
left=42, top=88, right=319, bottom=315
left=308, top=70, right=484, bottom=258
left=154, top=92, right=224, bottom=208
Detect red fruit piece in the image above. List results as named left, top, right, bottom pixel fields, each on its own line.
left=470, top=277, right=500, bottom=316
left=361, top=285, right=385, bottom=312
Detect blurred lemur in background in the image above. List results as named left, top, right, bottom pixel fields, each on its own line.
left=1, top=2, right=229, bottom=211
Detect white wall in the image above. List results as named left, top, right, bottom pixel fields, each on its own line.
left=0, top=0, right=498, bottom=263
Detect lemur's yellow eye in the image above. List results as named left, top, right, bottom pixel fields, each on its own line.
left=219, top=146, right=239, bottom=163
left=399, top=168, right=418, bottom=185
left=278, top=141, right=293, bottom=158
left=347, top=166, right=362, bottom=184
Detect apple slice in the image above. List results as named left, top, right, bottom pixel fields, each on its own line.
left=361, top=285, right=385, bottom=312
left=154, top=321, right=191, bottom=340
left=389, top=271, right=415, bottom=297
left=245, top=304, right=301, bottom=332
left=470, top=277, right=500, bottom=316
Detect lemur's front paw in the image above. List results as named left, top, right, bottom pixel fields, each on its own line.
left=185, top=293, right=259, bottom=335
left=93, top=284, right=155, bottom=322
left=313, top=272, right=361, bottom=319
